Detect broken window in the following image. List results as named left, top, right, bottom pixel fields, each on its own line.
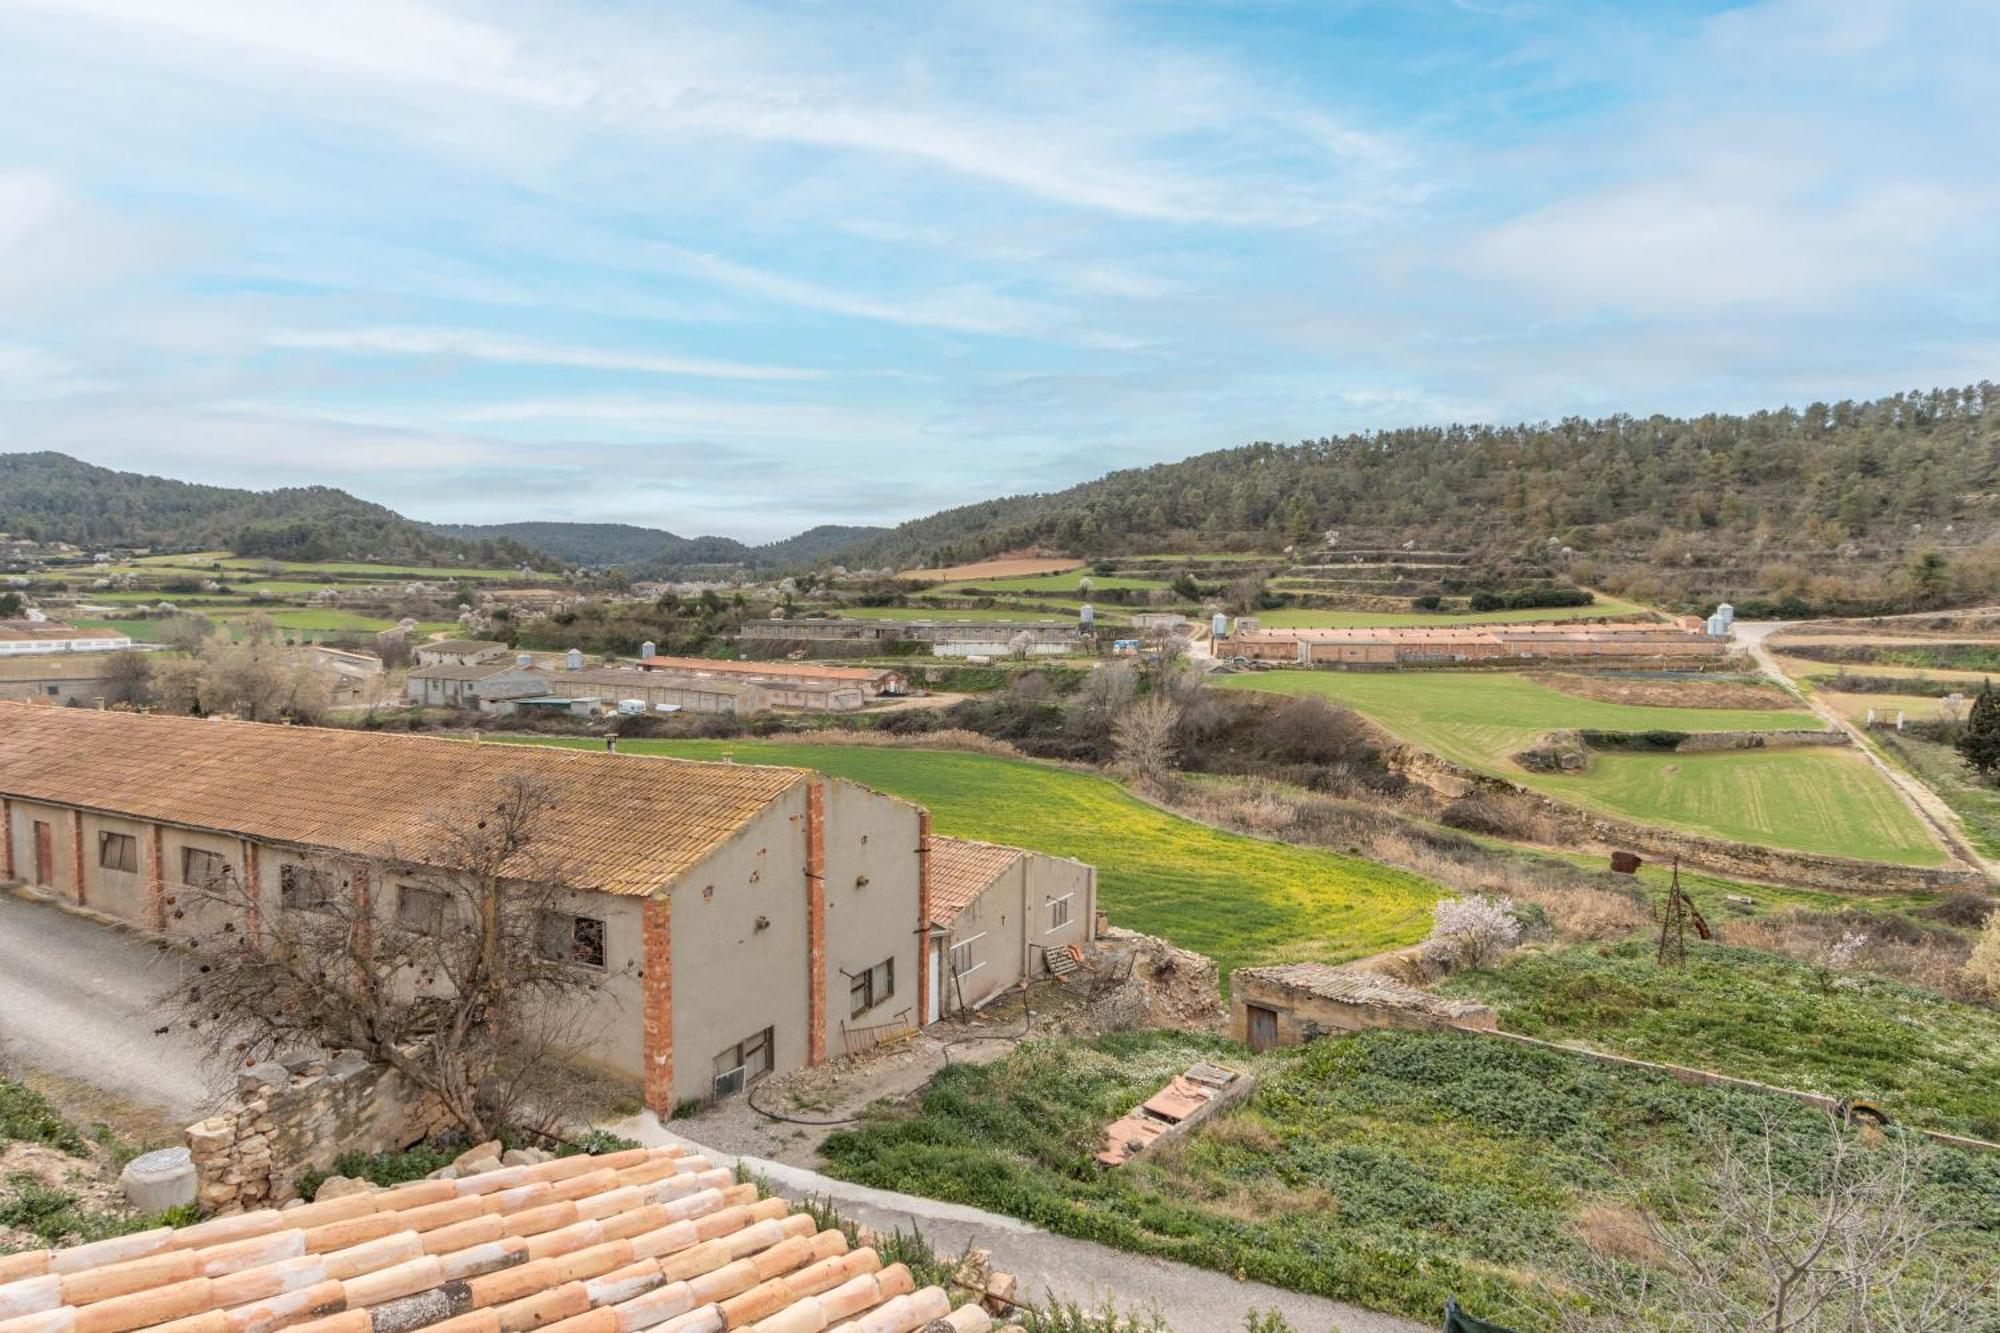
left=712, top=1026, right=774, bottom=1097
left=279, top=864, right=335, bottom=913
left=1048, top=894, right=1073, bottom=932
left=181, top=847, right=230, bottom=888
left=537, top=911, right=607, bottom=969
left=847, top=956, right=895, bottom=1017
left=396, top=884, right=452, bottom=936
left=948, top=933, right=985, bottom=979
left=97, top=831, right=138, bottom=874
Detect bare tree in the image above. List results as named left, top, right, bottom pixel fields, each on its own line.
left=100, top=649, right=153, bottom=706
left=1569, top=1113, right=1997, bottom=1332
left=1114, top=694, right=1183, bottom=785
left=169, top=774, right=627, bottom=1138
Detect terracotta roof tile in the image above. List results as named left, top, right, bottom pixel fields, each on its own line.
left=925, top=837, right=1022, bottom=928
left=633, top=659, right=894, bottom=686
left=0, top=1149, right=995, bottom=1333
left=0, top=705, right=804, bottom=897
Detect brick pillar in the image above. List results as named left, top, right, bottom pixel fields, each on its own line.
left=916, top=810, right=933, bottom=1026
left=71, top=810, right=85, bottom=907
left=242, top=840, right=261, bottom=947
left=642, top=896, right=674, bottom=1114
left=805, top=781, right=827, bottom=1065
left=147, top=825, right=166, bottom=930
left=352, top=863, right=373, bottom=959
left=1, top=797, right=12, bottom=883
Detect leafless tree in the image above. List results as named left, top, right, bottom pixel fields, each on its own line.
left=1113, top=694, right=1183, bottom=785
left=168, top=774, right=628, bottom=1139
left=100, top=649, right=153, bottom=706
left=1568, top=1112, right=1997, bottom=1332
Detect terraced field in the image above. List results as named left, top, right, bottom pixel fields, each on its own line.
left=513, top=737, right=1439, bottom=976
left=937, top=571, right=1171, bottom=594
left=1218, top=670, right=1944, bottom=864
left=1250, top=596, right=1651, bottom=629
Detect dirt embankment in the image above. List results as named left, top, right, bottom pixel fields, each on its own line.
left=1530, top=672, right=1790, bottom=710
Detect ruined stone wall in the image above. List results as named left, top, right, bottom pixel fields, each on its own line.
left=1230, top=976, right=1496, bottom=1048
left=185, top=1052, right=452, bottom=1213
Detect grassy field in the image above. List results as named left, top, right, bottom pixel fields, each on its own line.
left=1216, top=670, right=1943, bottom=863
left=1250, top=596, right=1651, bottom=629
left=939, top=572, right=1171, bottom=594
left=514, top=738, right=1439, bottom=976
left=820, top=1027, right=2000, bottom=1329
left=835, top=605, right=1105, bottom=625
left=1444, top=940, right=2000, bottom=1139
left=1876, top=731, right=2000, bottom=859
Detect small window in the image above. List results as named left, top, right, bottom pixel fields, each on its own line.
left=538, top=911, right=607, bottom=969
left=1048, top=894, right=1073, bottom=932
left=712, top=1026, right=775, bottom=1097
left=396, top=884, right=452, bottom=936
left=948, top=934, right=985, bottom=978
left=97, top=831, right=138, bottom=874
left=849, top=957, right=895, bottom=1017
left=280, top=864, right=335, bottom=913
left=181, top=847, right=230, bottom=887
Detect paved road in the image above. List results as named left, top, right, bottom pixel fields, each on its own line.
left=0, top=890, right=227, bottom=1123
left=1734, top=622, right=1998, bottom=881
left=612, top=1112, right=1429, bottom=1333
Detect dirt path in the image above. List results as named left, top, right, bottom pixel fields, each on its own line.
left=1736, top=622, right=1997, bottom=882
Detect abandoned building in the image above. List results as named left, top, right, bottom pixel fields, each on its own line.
left=0, top=621, right=134, bottom=655
left=412, top=638, right=510, bottom=667
left=287, top=645, right=386, bottom=706
left=926, top=835, right=1096, bottom=1015
left=0, top=703, right=971, bottom=1111
left=1230, top=620, right=1725, bottom=667
left=0, top=654, right=128, bottom=706
left=1230, top=963, right=1496, bottom=1051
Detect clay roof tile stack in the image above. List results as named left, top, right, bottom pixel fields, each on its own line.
left=0, top=1148, right=994, bottom=1333
left=0, top=705, right=804, bottom=897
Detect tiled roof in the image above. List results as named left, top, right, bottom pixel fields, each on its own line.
left=419, top=642, right=509, bottom=656
left=0, top=654, right=125, bottom=682
left=0, top=1146, right=996, bottom=1333
left=554, top=670, right=757, bottom=698
left=926, top=837, right=1021, bottom=928
left=0, top=706, right=804, bottom=897
left=634, top=659, right=895, bottom=686
left=0, top=624, right=122, bottom=643
left=407, top=664, right=536, bottom=683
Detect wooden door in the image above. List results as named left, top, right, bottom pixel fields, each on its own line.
left=1246, top=1004, right=1280, bottom=1052
left=32, top=821, right=54, bottom=887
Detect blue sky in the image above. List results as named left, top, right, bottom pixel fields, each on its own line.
left=0, top=0, right=1994, bottom=542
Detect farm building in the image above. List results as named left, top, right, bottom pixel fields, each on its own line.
left=404, top=661, right=549, bottom=709
left=1232, top=620, right=1724, bottom=667
left=288, top=644, right=385, bottom=705
left=738, top=618, right=1085, bottom=657
left=0, top=704, right=944, bottom=1110
left=635, top=653, right=905, bottom=699
left=0, top=654, right=128, bottom=705
left=0, top=621, right=133, bottom=655
left=926, top=835, right=1096, bottom=1016
left=1230, top=963, right=1496, bottom=1051
left=738, top=617, right=899, bottom=645
left=546, top=666, right=767, bottom=716
left=412, top=638, right=510, bottom=667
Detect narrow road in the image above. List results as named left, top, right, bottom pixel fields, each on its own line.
left=610, top=1112, right=1428, bottom=1333
left=0, top=890, right=226, bottom=1124
left=1733, top=622, right=1997, bottom=881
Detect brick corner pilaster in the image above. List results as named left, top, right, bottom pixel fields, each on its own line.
left=642, top=895, right=674, bottom=1114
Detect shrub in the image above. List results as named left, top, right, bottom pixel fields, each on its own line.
left=1429, top=894, right=1522, bottom=968
left=1967, top=911, right=2000, bottom=998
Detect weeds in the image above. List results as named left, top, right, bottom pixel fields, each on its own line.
left=0, top=1173, right=196, bottom=1246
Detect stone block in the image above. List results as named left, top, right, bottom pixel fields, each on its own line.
left=237, top=1062, right=289, bottom=1095
left=314, top=1176, right=377, bottom=1201
left=452, top=1140, right=503, bottom=1170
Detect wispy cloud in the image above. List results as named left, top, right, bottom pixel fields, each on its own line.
left=267, top=327, right=825, bottom=381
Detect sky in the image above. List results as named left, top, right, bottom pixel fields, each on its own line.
left=0, top=0, right=1995, bottom=543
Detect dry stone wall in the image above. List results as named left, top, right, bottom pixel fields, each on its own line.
left=185, top=1051, right=452, bottom=1213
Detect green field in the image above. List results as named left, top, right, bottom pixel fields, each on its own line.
left=835, top=605, right=1105, bottom=625
left=96, top=551, right=550, bottom=581
left=515, top=738, right=1439, bottom=975
left=1218, top=670, right=1943, bottom=864
left=1250, top=596, right=1651, bottom=629
left=934, top=572, right=1171, bottom=594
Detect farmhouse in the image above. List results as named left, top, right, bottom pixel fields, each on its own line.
left=412, top=638, right=510, bottom=667
left=1232, top=620, right=1724, bottom=667
left=927, top=835, right=1096, bottom=1015
left=404, top=661, right=548, bottom=709
left=0, top=621, right=133, bottom=655
left=1231, top=963, right=1496, bottom=1051
left=0, top=654, right=127, bottom=705
left=0, top=704, right=944, bottom=1111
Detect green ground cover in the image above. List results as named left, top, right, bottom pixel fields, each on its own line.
left=820, top=1028, right=2000, bottom=1328
left=212, top=557, right=551, bottom=580
left=835, top=605, right=1104, bottom=624
left=515, top=738, right=1438, bottom=976
left=1876, top=731, right=2000, bottom=859
left=1249, top=596, right=1650, bottom=628
left=1443, top=941, right=2000, bottom=1140
left=1215, top=670, right=1941, bottom=863
left=943, top=572, right=1171, bottom=593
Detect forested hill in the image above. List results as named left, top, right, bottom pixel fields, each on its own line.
left=833, top=386, right=2000, bottom=607
left=0, top=453, right=552, bottom=569
left=427, top=520, right=888, bottom=573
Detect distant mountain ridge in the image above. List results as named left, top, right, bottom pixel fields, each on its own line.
left=426, top=520, right=889, bottom=572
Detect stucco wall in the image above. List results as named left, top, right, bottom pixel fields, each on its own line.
left=941, top=850, right=1095, bottom=1015
left=666, top=787, right=811, bottom=1107
left=821, top=781, right=924, bottom=1055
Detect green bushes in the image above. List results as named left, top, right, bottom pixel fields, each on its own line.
left=1468, top=586, right=1594, bottom=612
left=0, top=1079, right=90, bottom=1157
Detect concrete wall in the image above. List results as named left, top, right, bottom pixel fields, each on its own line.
left=821, top=781, right=924, bottom=1055
left=666, top=790, right=812, bottom=1108
left=0, top=673, right=119, bottom=705
left=941, top=851, right=1095, bottom=1015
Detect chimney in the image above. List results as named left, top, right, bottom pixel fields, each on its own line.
left=605, top=736, right=618, bottom=753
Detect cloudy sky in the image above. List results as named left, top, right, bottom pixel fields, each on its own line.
left=1, top=0, right=1994, bottom=542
